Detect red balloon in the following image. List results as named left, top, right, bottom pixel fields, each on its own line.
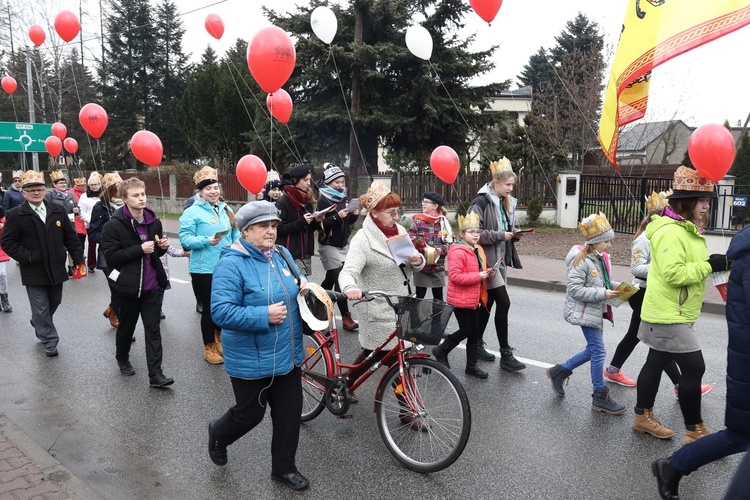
left=205, top=14, right=224, bottom=40
left=130, top=130, right=163, bottom=167
left=469, top=0, right=503, bottom=23
left=54, top=10, right=80, bottom=42
left=1, top=76, right=17, bottom=95
left=688, top=124, right=736, bottom=182
left=51, top=122, right=67, bottom=140
left=430, top=145, right=460, bottom=184
left=247, top=26, right=296, bottom=94
left=266, top=89, right=293, bottom=124
left=45, top=136, right=63, bottom=157
left=236, top=155, right=267, bottom=195
left=28, top=24, right=45, bottom=47
left=63, top=137, right=78, bottom=154
left=79, top=103, right=108, bottom=139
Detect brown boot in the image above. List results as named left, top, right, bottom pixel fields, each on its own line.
left=342, top=312, right=359, bottom=331
left=204, top=343, right=224, bottom=365
left=633, top=408, right=674, bottom=439
left=103, top=306, right=112, bottom=320
left=105, top=307, right=119, bottom=328
left=214, top=331, right=223, bottom=355
left=684, top=422, right=709, bottom=444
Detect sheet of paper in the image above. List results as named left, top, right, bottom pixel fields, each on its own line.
left=514, top=228, right=535, bottom=234
left=386, top=233, right=417, bottom=266
left=604, top=282, right=640, bottom=307
left=491, top=257, right=504, bottom=272
left=347, top=199, right=360, bottom=212
left=214, top=230, right=229, bottom=239
left=312, top=205, right=336, bottom=218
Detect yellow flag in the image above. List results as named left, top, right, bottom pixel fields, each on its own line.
left=598, top=0, right=750, bottom=170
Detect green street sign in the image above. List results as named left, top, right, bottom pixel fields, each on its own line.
left=0, top=122, right=54, bottom=153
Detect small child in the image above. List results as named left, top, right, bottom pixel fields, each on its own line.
left=547, top=213, right=625, bottom=414
left=159, top=245, right=189, bottom=319
left=431, top=212, right=493, bottom=379
left=0, top=211, right=12, bottom=312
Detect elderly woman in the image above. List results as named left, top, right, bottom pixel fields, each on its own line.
left=78, top=172, right=102, bottom=273
left=179, top=166, right=239, bottom=365
left=408, top=191, right=452, bottom=300
left=207, top=201, right=309, bottom=491
left=339, top=181, right=425, bottom=393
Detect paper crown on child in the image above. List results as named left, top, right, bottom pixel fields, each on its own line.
left=578, top=212, right=614, bottom=244
left=20, top=170, right=45, bottom=188
left=266, top=170, right=280, bottom=183
left=193, top=166, right=218, bottom=188
left=12, top=170, right=23, bottom=179
left=101, top=172, right=123, bottom=190
left=358, top=180, right=391, bottom=211
left=49, top=170, right=66, bottom=183
left=458, top=212, right=481, bottom=231
left=74, top=177, right=87, bottom=187
left=489, top=157, right=513, bottom=177
left=88, top=171, right=101, bottom=183
left=667, top=166, right=717, bottom=199
left=645, top=189, right=672, bottom=212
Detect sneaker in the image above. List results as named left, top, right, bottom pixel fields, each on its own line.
left=204, top=343, right=224, bottom=364
left=674, top=384, right=713, bottom=399
left=604, top=369, right=636, bottom=387
left=591, top=387, right=626, bottom=414
left=633, top=408, right=674, bottom=439
left=477, top=342, right=496, bottom=362
left=208, top=421, right=228, bottom=466
left=118, top=359, right=135, bottom=376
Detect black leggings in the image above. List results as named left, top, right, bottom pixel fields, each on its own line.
left=415, top=286, right=443, bottom=301
left=610, top=288, right=681, bottom=384
left=321, top=265, right=348, bottom=315
left=636, top=348, right=706, bottom=425
left=191, top=272, right=219, bottom=345
left=479, top=286, right=511, bottom=349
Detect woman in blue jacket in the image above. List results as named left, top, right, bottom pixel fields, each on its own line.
left=207, top=201, right=309, bottom=491
left=179, top=166, right=239, bottom=364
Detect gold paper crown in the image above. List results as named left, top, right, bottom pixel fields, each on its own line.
left=101, top=172, right=123, bottom=190
left=645, top=189, right=672, bottom=212
left=672, top=166, right=714, bottom=192
left=49, top=170, right=66, bottom=183
left=74, top=177, right=87, bottom=187
left=489, top=157, right=513, bottom=176
left=20, top=170, right=45, bottom=188
left=194, top=166, right=218, bottom=187
left=578, top=212, right=612, bottom=242
left=266, top=170, right=280, bottom=183
left=12, top=170, right=23, bottom=179
left=359, top=180, right=391, bottom=211
left=458, top=212, right=480, bottom=231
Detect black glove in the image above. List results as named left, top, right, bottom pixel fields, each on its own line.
left=707, top=254, right=729, bottom=273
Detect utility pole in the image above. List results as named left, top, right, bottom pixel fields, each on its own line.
left=25, top=47, right=39, bottom=171
left=347, top=1, right=364, bottom=196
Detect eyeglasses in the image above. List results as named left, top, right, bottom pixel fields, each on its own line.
left=382, top=209, right=401, bottom=217
left=464, top=229, right=481, bottom=235
left=12, top=179, right=21, bottom=182
left=422, top=200, right=437, bottom=205
left=23, top=188, right=45, bottom=194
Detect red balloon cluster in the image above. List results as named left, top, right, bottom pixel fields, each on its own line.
left=45, top=136, right=62, bottom=157
left=266, top=89, right=293, bottom=124
left=469, top=0, right=503, bottom=23
left=205, top=14, right=224, bottom=40
left=1, top=76, right=17, bottom=95
left=236, top=155, right=267, bottom=195
left=54, top=10, right=80, bottom=42
left=28, top=25, right=45, bottom=46
left=79, top=103, right=108, bottom=139
left=130, top=130, right=163, bottom=167
left=688, top=124, right=736, bottom=182
left=247, top=26, right=296, bottom=94
left=51, top=122, right=67, bottom=140
left=63, top=137, right=78, bottom=155
left=430, top=146, right=460, bottom=184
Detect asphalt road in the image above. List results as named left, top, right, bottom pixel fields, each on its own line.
left=0, top=254, right=739, bottom=499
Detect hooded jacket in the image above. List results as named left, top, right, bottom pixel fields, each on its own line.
left=563, top=245, right=619, bottom=329
left=211, top=240, right=304, bottom=380
left=101, top=206, right=168, bottom=298
left=178, top=196, right=239, bottom=274
left=640, top=215, right=711, bottom=324
left=724, top=226, right=750, bottom=432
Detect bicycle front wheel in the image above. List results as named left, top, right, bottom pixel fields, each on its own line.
left=301, top=333, right=331, bottom=422
left=375, top=357, right=471, bottom=473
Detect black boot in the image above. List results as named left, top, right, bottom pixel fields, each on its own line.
left=651, top=457, right=682, bottom=499
left=464, top=342, right=487, bottom=378
left=477, top=341, right=496, bottom=362
left=431, top=340, right=455, bottom=369
left=0, top=293, right=11, bottom=313
left=500, top=347, right=526, bottom=371
left=546, top=364, right=572, bottom=397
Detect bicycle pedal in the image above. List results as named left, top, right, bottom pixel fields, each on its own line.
left=337, top=413, right=354, bottom=420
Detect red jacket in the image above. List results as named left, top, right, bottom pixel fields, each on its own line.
left=446, top=243, right=488, bottom=309
left=0, top=217, right=8, bottom=262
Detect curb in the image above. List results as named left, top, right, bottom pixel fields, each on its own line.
left=0, top=415, right=103, bottom=499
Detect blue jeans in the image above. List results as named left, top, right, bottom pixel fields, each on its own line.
left=562, top=326, right=606, bottom=391
left=671, top=428, right=750, bottom=475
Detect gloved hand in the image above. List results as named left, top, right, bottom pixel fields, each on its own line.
left=707, top=254, right=730, bottom=273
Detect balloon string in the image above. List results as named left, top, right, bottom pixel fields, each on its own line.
left=285, top=124, right=303, bottom=162
left=156, top=165, right=166, bottom=220
left=67, top=55, right=98, bottom=172
left=269, top=96, right=274, bottom=171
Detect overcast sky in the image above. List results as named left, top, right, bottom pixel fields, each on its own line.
left=63, top=0, right=750, bottom=129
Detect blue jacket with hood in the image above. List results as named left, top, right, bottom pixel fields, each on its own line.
left=178, top=195, right=239, bottom=274
left=211, top=239, right=305, bottom=379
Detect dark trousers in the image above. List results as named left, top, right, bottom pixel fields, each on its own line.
left=415, top=286, right=443, bottom=301
left=212, top=367, right=302, bottom=474
left=115, top=289, right=165, bottom=378
left=636, top=348, right=705, bottom=425
left=724, top=445, right=750, bottom=500
left=610, top=288, right=680, bottom=384
left=443, top=306, right=482, bottom=365
left=478, top=285, right=511, bottom=348
left=191, top=273, right=218, bottom=345
left=672, top=427, right=750, bottom=475
left=26, top=284, right=63, bottom=348
left=86, top=233, right=97, bottom=269
left=321, top=266, right=348, bottom=315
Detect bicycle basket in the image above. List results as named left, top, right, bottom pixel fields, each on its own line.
left=396, top=297, right=455, bottom=345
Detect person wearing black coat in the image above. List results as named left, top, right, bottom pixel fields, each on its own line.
left=0, top=171, right=84, bottom=356
left=651, top=225, right=750, bottom=499
left=101, top=177, right=173, bottom=388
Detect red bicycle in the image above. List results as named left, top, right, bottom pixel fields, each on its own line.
left=300, top=291, right=471, bottom=473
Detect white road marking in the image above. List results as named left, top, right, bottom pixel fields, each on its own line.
left=170, top=278, right=191, bottom=284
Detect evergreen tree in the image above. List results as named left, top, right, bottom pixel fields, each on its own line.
left=731, top=131, right=750, bottom=186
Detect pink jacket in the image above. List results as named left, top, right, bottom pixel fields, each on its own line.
left=0, top=217, right=9, bottom=262
left=446, top=243, right=487, bottom=309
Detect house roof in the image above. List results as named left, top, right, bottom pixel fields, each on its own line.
left=496, top=86, right=532, bottom=98
left=618, top=120, right=691, bottom=151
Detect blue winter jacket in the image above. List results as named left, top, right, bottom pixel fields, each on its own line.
left=724, top=226, right=750, bottom=432
left=178, top=195, right=239, bottom=274
left=211, top=239, right=305, bottom=380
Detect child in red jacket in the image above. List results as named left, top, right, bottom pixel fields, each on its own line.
left=431, top=212, right=494, bottom=379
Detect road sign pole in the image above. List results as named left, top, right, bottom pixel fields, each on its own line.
left=25, top=47, right=39, bottom=172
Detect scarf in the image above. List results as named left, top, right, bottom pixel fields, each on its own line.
left=283, top=185, right=308, bottom=211
left=660, top=205, right=704, bottom=234
left=86, top=187, right=101, bottom=198
left=487, top=187, right=509, bottom=231
left=370, top=213, right=399, bottom=238
left=109, top=198, right=124, bottom=209
left=319, top=184, right=346, bottom=203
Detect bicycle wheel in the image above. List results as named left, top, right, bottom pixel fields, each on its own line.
left=375, top=357, right=471, bottom=473
left=301, top=333, right=331, bottom=422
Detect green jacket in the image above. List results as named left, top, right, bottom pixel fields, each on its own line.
left=641, top=215, right=712, bottom=324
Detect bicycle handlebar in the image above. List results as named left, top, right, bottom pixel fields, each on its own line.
left=326, top=289, right=346, bottom=303
left=353, top=290, right=395, bottom=309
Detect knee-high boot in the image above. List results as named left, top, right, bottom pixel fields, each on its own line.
left=465, top=342, right=489, bottom=379
left=431, top=338, right=458, bottom=369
